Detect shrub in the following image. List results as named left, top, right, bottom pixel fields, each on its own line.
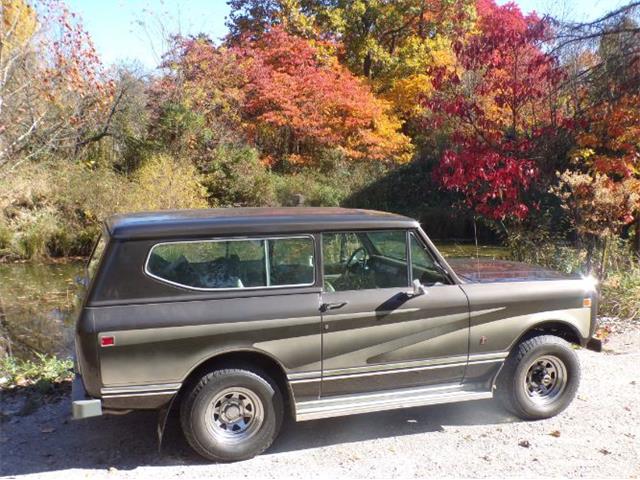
left=505, top=228, right=587, bottom=274
left=13, top=210, right=60, bottom=260
left=0, top=219, right=12, bottom=254
left=601, top=266, right=640, bottom=320
left=202, top=143, right=275, bottom=206
left=0, top=354, right=73, bottom=390
left=273, top=160, right=385, bottom=207
left=127, top=154, right=208, bottom=211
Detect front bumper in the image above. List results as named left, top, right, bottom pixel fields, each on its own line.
left=72, top=374, right=102, bottom=419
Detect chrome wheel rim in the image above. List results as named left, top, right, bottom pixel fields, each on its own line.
left=205, top=387, right=264, bottom=443
left=524, top=355, right=567, bottom=405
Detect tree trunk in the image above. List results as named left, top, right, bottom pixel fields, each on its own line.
left=634, top=215, right=640, bottom=257
left=363, top=52, right=372, bottom=79
left=599, top=236, right=608, bottom=280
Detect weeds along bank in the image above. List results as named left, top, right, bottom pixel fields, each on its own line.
left=0, top=157, right=386, bottom=260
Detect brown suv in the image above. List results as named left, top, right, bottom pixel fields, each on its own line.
left=72, top=207, right=601, bottom=462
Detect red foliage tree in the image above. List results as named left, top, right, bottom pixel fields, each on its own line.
left=428, top=0, right=563, bottom=221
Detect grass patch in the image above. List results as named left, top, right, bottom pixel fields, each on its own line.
left=0, top=354, right=73, bottom=391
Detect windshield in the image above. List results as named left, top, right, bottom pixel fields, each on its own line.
left=86, top=235, right=107, bottom=281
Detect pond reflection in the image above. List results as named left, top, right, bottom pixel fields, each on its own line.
left=0, top=262, right=83, bottom=361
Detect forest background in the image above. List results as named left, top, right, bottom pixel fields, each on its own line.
left=1, top=0, right=639, bottom=320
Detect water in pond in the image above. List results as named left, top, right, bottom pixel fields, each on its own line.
left=0, top=262, right=83, bottom=361
left=0, top=243, right=507, bottom=361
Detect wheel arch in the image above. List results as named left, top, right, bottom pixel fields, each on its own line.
left=175, top=348, right=295, bottom=419
left=512, top=320, right=584, bottom=350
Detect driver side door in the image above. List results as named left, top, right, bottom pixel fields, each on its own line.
left=320, top=230, right=470, bottom=397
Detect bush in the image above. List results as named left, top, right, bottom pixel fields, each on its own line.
left=128, top=154, right=208, bottom=211
left=0, top=354, right=73, bottom=390
left=13, top=211, right=60, bottom=260
left=505, top=228, right=587, bottom=274
left=0, top=219, right=12, bottom=254
left=601, top=267, right=640, bottom=320
left=0, top=162, right=125, bottom=259
left=273, top=160, right=386, bottom=207
left=202, top=143, right=275, bottom=206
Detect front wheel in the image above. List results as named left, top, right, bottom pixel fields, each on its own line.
left=180, top=367, right=283, bottom=462
left=496, top=335, right=580, bottom=420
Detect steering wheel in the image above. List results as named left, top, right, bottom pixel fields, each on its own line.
left=343, top=247, right=368, bottom=275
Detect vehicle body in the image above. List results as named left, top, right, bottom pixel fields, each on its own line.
left=72, top=207, right=601, bottom=461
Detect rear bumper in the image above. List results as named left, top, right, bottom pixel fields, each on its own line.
left=72, top=374, right=102, bottom=419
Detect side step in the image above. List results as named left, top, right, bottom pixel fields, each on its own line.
left=295, top=384, right=492, bottom=421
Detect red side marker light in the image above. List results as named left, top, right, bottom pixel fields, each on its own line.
left=100, top=336, right=115, bottom=347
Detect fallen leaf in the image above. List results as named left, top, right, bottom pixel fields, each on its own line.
left=549, top=430, right=561, bottom=438
left=518, top=440, right=530, bottom=448
left=599, top=448, right=611, bottom=455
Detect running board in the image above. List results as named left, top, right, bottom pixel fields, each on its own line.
left=295, top=384, right=493, bottom=421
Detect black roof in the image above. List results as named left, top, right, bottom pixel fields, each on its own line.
left=105, top=207, right=419, bottom=240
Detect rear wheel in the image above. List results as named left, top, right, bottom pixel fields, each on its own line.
left=496, top=335, right=580, bottom=420
left=180, top=367, right=283, bottom=462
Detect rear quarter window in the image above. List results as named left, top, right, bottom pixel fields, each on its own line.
left=146, top=236, right=315, bottom=290
left=87, top=235, right=107, bottom=281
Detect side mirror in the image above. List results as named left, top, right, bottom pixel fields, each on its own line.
left=412, top=278, right=427, bottom=296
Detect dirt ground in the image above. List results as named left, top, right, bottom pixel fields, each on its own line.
left=1, top=329, right=639, bottom=479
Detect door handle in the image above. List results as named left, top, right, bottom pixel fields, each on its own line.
left=321, top=301, right=348, bottom=312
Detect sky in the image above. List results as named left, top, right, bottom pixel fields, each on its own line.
left=65, top=0, right=629, bottom=70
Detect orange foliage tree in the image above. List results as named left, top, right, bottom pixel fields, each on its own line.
left=235, top=26, right=413, bottom=166
left=162, top=27, right=413, bottom=167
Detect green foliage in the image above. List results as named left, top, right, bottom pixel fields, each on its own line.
left=0, top=354, right=73, bottom=390
left=14, top=211, right=60, bottom=260
left=505, top=228, right=588, bottom=275
left=601, top=265, right=640, bottom=320
left=0, top=218, right=13, bottom=254
left=273, top=160, right=386, bottom=207
left=202, top=143, right=274, bottom=206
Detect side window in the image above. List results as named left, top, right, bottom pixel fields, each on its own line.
left=410, top=233, right=449, bottom=286
left=147, top=236, right=314, bottom=290
left=322, top=231, right=409, bottom=291
left=269, top=237, right=315, bottom=286
left=87, top=235, right=107, bottom=280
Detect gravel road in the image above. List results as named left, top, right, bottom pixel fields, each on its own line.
left=1, top=329, right=639, bottom=479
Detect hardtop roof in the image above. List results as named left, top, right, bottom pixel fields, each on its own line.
left=105, top=207, right=419, bottom=240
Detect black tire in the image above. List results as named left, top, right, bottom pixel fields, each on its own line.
left=180, top=367, right=283, bottom=462
left=496, top=335, right=580, bottom=420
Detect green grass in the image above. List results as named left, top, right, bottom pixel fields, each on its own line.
left=0, top=354, right=73, bottom=390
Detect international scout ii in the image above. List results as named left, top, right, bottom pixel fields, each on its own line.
left=73, top=208, right=601, bottom=462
